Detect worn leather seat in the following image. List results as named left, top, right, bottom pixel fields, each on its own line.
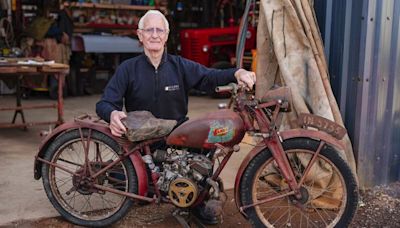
left=122, top=111, right=177, bottom=142
left=259, top=86, right=292, bottom=112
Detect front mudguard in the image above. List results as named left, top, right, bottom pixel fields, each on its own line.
left=233, top=129, right=345, bottom=216
left=33, top=118, right=149, bottom=196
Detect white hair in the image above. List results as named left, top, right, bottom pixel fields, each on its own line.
left=138, top=10, right=169, bottom=31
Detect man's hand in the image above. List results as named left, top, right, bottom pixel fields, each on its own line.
left=110, top=110, right=127, bottom=137
left=234, top=69, right=256, bottom=89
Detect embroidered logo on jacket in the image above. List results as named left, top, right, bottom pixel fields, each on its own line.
left=165, top=85, right=180, bottom=91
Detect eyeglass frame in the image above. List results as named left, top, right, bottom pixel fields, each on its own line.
left=138, top=27, right=169, bottom=36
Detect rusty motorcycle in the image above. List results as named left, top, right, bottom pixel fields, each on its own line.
left=34, top=83, right=358, bottom=227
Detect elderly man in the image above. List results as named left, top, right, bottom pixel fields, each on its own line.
left=96, top=10, right=255, bottom=136
left=96, top=10, right=255, bottom=225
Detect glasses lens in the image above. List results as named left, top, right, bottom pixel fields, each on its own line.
left=143, top=28, right=165, bottom=35
left=155, top=28, right=165, bottom=34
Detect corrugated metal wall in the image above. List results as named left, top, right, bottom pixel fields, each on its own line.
left=317, top=0, right=400, bottom=187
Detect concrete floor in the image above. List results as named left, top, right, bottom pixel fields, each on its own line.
left=0, top=94, right=253, bottom=225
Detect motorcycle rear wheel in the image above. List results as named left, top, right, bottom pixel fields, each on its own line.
left=239, top=138, right=358, bottom=227
left=41, top=129, right=138, bottom=227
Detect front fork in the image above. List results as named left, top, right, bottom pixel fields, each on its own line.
left=268, top=132, right=326, bottom=198
left=240, top=132, right=325, bottom=213
left=266, top=133, right=302, bottom=198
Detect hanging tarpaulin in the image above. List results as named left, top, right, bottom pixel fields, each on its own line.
left=255, top=0, right=357, bottom=207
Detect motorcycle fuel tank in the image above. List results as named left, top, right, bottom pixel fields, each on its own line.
left=166, top=109, right=245, bottom=149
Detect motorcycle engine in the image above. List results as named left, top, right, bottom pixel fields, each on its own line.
left=153, top=148, right=214, bottom=208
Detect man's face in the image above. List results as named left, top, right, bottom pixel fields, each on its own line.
left=138, top=14, right=168, bottom=52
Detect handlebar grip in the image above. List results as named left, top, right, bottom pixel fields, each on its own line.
left=215, top=85, right=233, bottom=93
left=216, top=83, right=239, bottom=93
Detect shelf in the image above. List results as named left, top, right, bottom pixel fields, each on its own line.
left=63, top=2, right=166, bottom=11
left=74, top=22, right=137, bottom=29
left=73, top=23, right=138, bottom=35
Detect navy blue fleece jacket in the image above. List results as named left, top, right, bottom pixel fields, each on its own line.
left=96, top=52, right=237, bottom=123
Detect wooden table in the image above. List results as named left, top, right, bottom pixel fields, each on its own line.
left=0, top=62, right=69, bottom=129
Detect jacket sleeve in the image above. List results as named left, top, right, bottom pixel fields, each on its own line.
left=179, top=57, right=238, bottom=93
left=96, top=64, right=129, bottom=123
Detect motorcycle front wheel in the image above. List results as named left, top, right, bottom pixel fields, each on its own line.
left=41, top=129, right=138, bottom=227
left=239, top=138, right=358, bottom=227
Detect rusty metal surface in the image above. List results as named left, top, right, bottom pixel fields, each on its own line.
left=93, top=184, right=155, bottom=203
left=234, top=142, right=267, bottom=213
left=35, top=116, right=115, bottom=179
left=34, top=116, right=151, bottom=197
left=129, top=152, right=149, bottom=197
left=240, top=190, right=295, bottom=212
left=297, top=113, right=347, bottom=139
left=279, top=128, right=345, bottom=150
left=0, top=104, right=57, bottom=111
left=166, top=109, right=245, bottom=149
left=233, top=127, right=345, bottom=213
left=259, top=86, right=292, bottom=106
left=0, top=121, right=62, bottom=129
left=266, top=135, right=302, bottom=193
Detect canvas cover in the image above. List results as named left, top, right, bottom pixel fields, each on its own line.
left=255, top=0, right=357, bottom=208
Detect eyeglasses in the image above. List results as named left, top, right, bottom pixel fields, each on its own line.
left=140, top=27, right=167, bottom=36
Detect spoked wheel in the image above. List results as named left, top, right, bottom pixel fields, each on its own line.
left=42, top=129, right=138, bottom=227
left=240, top=138, right=358, bottom=228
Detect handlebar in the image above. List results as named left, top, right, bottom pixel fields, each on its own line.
left=215, top=83, right=240, bottom=94
left=215, top=85, right=234, bottom=93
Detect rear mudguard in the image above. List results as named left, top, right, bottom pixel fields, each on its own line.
left=234, top=129, right=345, bottom=215
left=33, top=119, right=149, bottom=197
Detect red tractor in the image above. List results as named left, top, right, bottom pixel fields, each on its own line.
left=179, top=26, right=256, bottom=69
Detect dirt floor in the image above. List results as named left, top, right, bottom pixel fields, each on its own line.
left=4, top=181, right=400, bottom=228
left=351, top=181, right=400, bottom=228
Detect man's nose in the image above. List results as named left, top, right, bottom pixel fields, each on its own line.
left=150, top=28, right=159, bottom=37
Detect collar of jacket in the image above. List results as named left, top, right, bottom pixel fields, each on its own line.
left=143, top=49, right=168, bottom=69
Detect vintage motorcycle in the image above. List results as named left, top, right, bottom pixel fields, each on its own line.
left=33, top=83, right=358, bottom=227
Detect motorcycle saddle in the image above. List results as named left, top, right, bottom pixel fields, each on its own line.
left=259, top=86, right=292, bottom=112
left=121, top=111, right=177, bottom=142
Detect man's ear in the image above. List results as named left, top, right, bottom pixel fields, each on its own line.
left=164, top=32, right=169, bottom=42
left=137, top=30, right=143, bottom=42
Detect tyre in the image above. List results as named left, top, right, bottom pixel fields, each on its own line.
left=239, top=138, right=358, bottom=227
left=41, top=129, right=138, bottom=227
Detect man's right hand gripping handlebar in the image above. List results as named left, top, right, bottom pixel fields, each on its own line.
left=234, top=68, right=256, bottom=89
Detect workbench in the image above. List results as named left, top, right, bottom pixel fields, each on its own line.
left=0, top=60, right=69, bottom=129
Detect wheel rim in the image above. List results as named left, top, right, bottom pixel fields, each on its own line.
left=252, top=149, right=347, bottom=228
left=48, top=138, right=128, bottom=221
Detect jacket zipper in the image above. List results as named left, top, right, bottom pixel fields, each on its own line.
left=154, top=68, right=159, bottom=102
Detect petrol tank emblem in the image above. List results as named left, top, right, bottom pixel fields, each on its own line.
left=207, top=120, right=234, bottom=143
left=213, top=128, right=228, bottom=136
